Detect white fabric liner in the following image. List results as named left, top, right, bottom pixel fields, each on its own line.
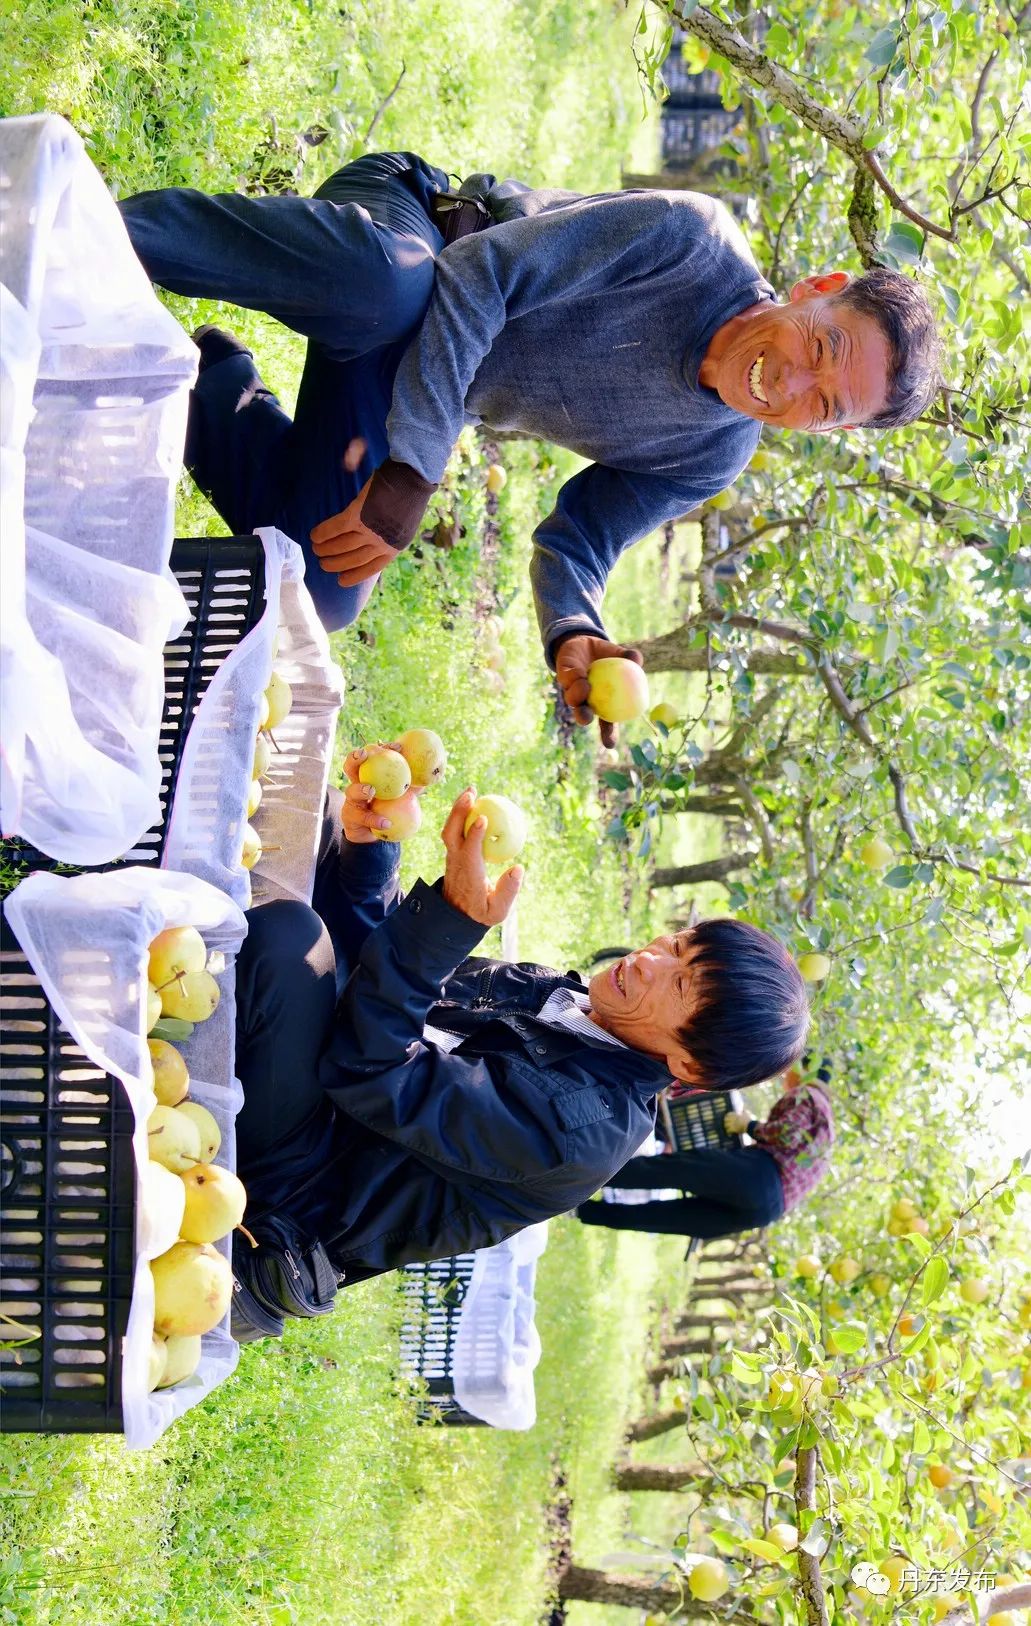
left=4, top=868, right=248, bottom=1449
left=451, top=1223, right=548, bottom=1429
left=0, top=112, right=196, bottom=862
left=161, top=528, right=345, bottom=911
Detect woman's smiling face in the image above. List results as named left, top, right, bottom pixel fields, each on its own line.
left=700, top=275, right=891, bottom=432
left=588, top=932, right=699, bottom=1078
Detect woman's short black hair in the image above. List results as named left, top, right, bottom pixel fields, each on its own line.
left=677, top=918, right=809, bottom=1091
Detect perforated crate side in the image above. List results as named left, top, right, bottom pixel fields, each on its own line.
left=666, top=1089, right=741, bottom=1153
left=0, top=536, right=266, bottom=883
left=0, top=913, right=136, bottom=1432
left=398, top=1256, right=486, bottom=1427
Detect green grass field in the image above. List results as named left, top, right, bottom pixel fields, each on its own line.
left=0, top=5, right=721, bottom=1622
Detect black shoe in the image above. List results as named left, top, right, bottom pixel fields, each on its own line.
left=191, top=323, right=253, bottom=374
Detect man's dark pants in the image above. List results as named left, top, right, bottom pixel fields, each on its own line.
left=576, top=1145, right=785, bottom=1240
left=119, top=152, right=449, bottom=630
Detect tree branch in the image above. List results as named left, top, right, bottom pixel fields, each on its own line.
left=794, top=1447, right=830, bottom=1626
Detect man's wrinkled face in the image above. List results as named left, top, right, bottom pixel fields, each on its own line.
left=700, top=276, right=891, bottom=432
left=588, top=932, right=699, bottom=1079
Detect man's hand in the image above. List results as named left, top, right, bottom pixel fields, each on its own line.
left=440, top=788, right=524, bottom=927
left=311, top=479, right=400, bottom=587
left=724, top=1110, right=751, bottom=1135
left=555, top=635, right=645, bottom=748
left=340, top=745, right=409, bottom=843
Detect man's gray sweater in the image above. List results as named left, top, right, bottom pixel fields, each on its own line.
left=385, top=180, right=773, bottom=661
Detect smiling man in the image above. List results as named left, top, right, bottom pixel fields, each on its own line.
left=228, top=749, right=809, bottom=1338
left=120, top=154, right=941, bottom=737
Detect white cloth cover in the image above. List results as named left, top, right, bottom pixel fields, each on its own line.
left=161, top=528, right=345, bottom=911
left=0, top=113, right=196, bottom=862
left=4, top=868, right=249, bottom=1449
left=451, top=1223, right=548, bottom=1429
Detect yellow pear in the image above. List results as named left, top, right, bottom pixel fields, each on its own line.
left=147, top=1333, right=168, bottom=1393
left=146, top=983, right=162, bottom=1034
left=146, top=1105, right=202, bottom=1173
left=176, top=1102, right=221, bottom=1162
left=149, top=926, right=206, bottom=989
left=928, top=1464, right=954, bottom=1489
left=485, top=462, right=507, bottom=493
left=586, top=657, right=649, bottom=723
left=372, top=789, right=423, bottom=842
left=880, top=1555, right=908, bottom=1595
left=253, top=734, right=272, bottom=779
left=464, top=794, right=527, bottom=863
left=178, top=1164, right=247, bottom=1244
left=359, top=747, right=412, bottom=800
left=247, top=778, right=262, bottom=818
left=688, top=1558, right=727, bottom=1601
left=397, top=728, right=448, bottom=787
left=959, top=1277, right=989, bottom=1305
left=794, top=1254, right=821, bottom=1279
left=767, top=1523, right=798, bottom=1553
left=147, top=1038, right=189, bottom=1106
left=264, top=671, right=292, bottom=730
left=798, top=952, right=831, bottom=983
left=859, top=835, right=894, bottom=870
left=829, top=1256, right=860, bottom=1286
left=151, top=1241, right=233, bottom=1337
left=160, top=969, right=220, bottom=1023
left=869, top=1273, right=892, bottom=1297
left=156, top=1332, right=203, bottom=1388
left=891, top=1197, right=919, bottom=1221
left=648, top=701, right=679, bottom=729
left=138, top=1159, right=187, bottom=1242
left=240, top=824, right=262, bottom=871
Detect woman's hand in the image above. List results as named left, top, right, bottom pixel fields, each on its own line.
left=724, top=1110, right=751, bottom=1135
left=440, top=788, right=523, bottom=927
left=311, top=479, right=399, bottom=587
left=340, top=745, right=406, bottom=843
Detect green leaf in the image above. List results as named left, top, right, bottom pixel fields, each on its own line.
left=913, top=1417, right=932, bottom=1453
left=150, top=1018, right=194, bottom=1043
left=601, top=769, right=631, bottom=791
left=883, top=865, right=914, bottom=888
left=731, top=1353, right=763, bottom=1384
left=743, top=1537, right=785, bottom=1562
left=922, top=1257, right=950, bottom=1306
left=865, top=27, right=899, bottom=66
left=826, top=1323, right=865, bottom=1355
left=799, top=1518, right=830, bottom=1559
left=885, top=220, right=925, bottom=263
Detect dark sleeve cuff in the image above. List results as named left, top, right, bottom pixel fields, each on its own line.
left=546, top=620, right=607, bottom=672
left=361, top=458, right=438, bottom=551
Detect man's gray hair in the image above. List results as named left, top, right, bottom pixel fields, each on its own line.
left=837, top=267, right=942, bottom=429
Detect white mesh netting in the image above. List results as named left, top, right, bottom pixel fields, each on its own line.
left=0, top=112, right=196, bottom=863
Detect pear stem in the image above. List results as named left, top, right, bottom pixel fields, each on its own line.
left=237, top=1224, right=258, bottom=1249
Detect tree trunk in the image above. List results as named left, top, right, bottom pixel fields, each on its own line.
left=626, top=1406, right=692, bottom=1442
left=647, top=1356, right=701, bottom=1384
left=660, top=1335, right=718, bottom=1358
left=652, top=853, right=757, bottom=888
left=557, top=1564, right=685, bottom=1612
left=637, top=628, right=809, bottom=675
left=614, top=1461, right=709, bottom=1492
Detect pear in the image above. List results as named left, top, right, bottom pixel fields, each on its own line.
left=147, top=1333, right=168, bottom=1393
left=264, top=671, right=292, bottom=730
left=179, top=1164, right=247, bottom=1244
left=147, top=1105, right=202, bottom=1173
left=176, top=1102, right=221, bottom=1162
left=138, top=1160, right=187, bottom=1249
left=397, top=728, right=447, bottom=787
left=464, top=794, right=526, bottom=863
left=586, top=657, right=649, bottom=723
left=247, top=778, right=262, bottom=818
left=151, top=1241, right=233, bottom=1337
left=253, top=734, right=272, bottom=779
left=156, top=1332, right=203, bottom=1389
left=371, top=789, right=422, bottom=842
left=359, top=747, right=411, bottom=801
left=147, top=1038, right=189, bottom=1107
left=149, top=926, right=207, bottom=990
left=146, top=983, right=163, bottom=1034
left=160, top=969, right=220, bottom=1024
left=240, top=824, right=262, bottom=871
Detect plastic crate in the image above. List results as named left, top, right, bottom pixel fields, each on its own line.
left=665, top=1088, right=744, bottom=1153
left=397, top=1256, right=487, bottom=1427
left=0, top=913, right=137, bottom=1430
left=0, top=536, right=266, bottom=880
left=0, top=537, right=266, bottom=1432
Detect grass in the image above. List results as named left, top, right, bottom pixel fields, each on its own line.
left=0, top=4, right=719, bottom=1622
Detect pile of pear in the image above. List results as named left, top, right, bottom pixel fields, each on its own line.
left=143, top=926, right=247, bottom=1393
left=240, top=655, right=294, bottom=873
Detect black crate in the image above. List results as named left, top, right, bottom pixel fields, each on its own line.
left=0, top=914, right=137, bottom=1430
left=398, top=1255, right=487, bottom=1427
left=0, top=536, right=266, bottom=882
left=0, top=537, right=266, bottom=1432
left=664, top=1088, right=744, bottom=1153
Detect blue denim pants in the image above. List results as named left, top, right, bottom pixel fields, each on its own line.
left=119, top=152, right=449, bottom=628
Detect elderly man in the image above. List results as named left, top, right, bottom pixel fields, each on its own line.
left=120, top=151, right=941, bottom=740
left=229, top=746, right=809, bottom=1339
